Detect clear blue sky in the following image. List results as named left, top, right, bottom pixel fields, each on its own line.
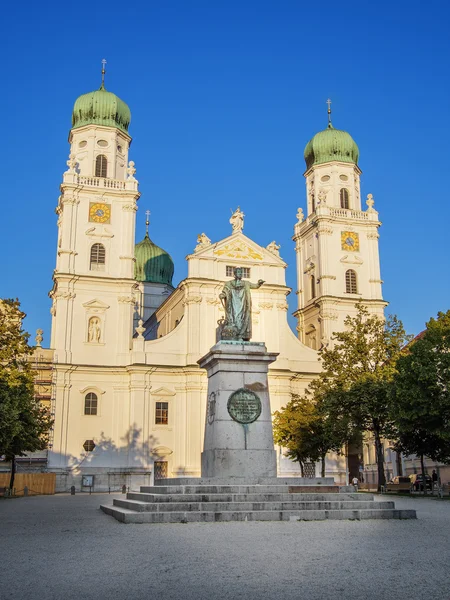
left=1, top=0, right=449, bottom=345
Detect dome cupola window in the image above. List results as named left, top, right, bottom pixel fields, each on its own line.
left=95, top=155, right=108, bottom=178
left=340, top=188, right=350, bottom=209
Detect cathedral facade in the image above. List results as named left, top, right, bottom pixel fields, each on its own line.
left=48, top=79, right=385, bottom=491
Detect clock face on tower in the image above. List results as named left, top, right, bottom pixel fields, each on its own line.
left=341, top=231, right=359, bottom=252
left=89, top=202, right=111, bottom=224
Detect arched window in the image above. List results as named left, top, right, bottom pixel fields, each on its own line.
left=310, top=275, right=316, bottom=300
left=90, top=243, right=105, bottom=271
left=84, top=393, right=98, bottom=415
left=95, top=154, right=107, bottom=178
left=340, top=188, right=349, bottom=209
left=345, top=269, right=358, bottom=294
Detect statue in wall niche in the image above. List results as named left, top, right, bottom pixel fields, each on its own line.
left=88, top=317, right=101, bottom=343
left=219, top=267, right=264, bottom=341
left=230, top=206, right=245, bottom=233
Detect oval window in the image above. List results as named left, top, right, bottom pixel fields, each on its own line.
left=97, top=140, right=108, bottom=147
left=321, top=175, right=330, bottom=182
left=339, top=174, right=348, bottom=181
left=78, top=140, right=87, bottom=148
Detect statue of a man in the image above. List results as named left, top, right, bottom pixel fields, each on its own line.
left=219, top=267, right=264, bottom=341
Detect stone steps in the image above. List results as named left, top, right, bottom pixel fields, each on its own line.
left=140, top=485, right=341, bottom=495
left=100, top=479, right=417, bottom=523
left=126, top=492, right=372, bottom=503
left=101, top=504, right=416, bottom=524
left=113, top=498, right=396, bottom=512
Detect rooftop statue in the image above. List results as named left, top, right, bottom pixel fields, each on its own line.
left=219, top=267, right=264, bottom=341
left=230, top=206, right=244, bottom=233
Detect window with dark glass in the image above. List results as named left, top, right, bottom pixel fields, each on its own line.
left=155, top=401, right=169, bottom=425
left=345, top=269, right=358, bottom=294
left=310, top=275, right=316, bottom=299
left=84, top=392, right=98, bottom=415
left=340, top=188, right=350, bottom=209
left=90, top=243, right=106, bottom=271
left=95, top=154, right=107, bottom=178
left=83, top=439, right=96, bottom=452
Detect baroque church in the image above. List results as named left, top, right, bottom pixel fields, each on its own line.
left=48, top=75, right=386, bottom=491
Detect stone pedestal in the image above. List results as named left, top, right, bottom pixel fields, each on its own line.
left=198, top=341, right=278, bottom=478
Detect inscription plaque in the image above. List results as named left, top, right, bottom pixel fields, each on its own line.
left=227, top=388, right=262, bottom=424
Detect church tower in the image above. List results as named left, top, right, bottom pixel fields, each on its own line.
left=293, top=103, right=387, bottom=349
left=50, top=64, right=140, bottom=366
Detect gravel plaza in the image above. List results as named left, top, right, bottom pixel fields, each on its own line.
left=1, top=492, right=449, bottom=600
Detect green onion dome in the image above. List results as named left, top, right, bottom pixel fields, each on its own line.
left=134, top=234, right=174, bottom=286
left=71, top=84, right=131, bottom=134
left=304, top=123, right=359, bottom=170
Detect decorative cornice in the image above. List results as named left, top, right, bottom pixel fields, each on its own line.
left=276, top=302, right=289, bottom=311
left=206, top=298, right=221, bottom=305
left=317, top=226, right=333, bottom=236
left=319, top=275, right=336, bottom=281
left=259, top=302, right=274, bottom=310
left=122, top=203, right=138, bottom=212
left=118, top=295, right=136, bottom=305
left=367, top=232, right=380, bottom=240
left=182, top=296, right=203, bottom=306
left=54, top=291, right=76, bottom=300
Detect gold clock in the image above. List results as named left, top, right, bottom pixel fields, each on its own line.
left=89, top=202, right=111, bottom=224
left=341, top=231, right=359, bottom=252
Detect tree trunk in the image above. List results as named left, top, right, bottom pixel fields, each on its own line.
left=373, top=430, right=386, bottom=492
left=9, top=455, right=16, bottom=491
left=321, top=454, right=326, bottom=478
left=420, top=453, right=427, bottom=496
left=297, top=456, right=305, bottom=477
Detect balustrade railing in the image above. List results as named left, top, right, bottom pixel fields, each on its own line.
left=76, top=175, right=127, bottom=190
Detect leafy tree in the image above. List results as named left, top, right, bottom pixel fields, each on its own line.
left=273, top=394, right=344, bottom=477
left=0, top=299, right=53, bottom=490
left=391, top=310, right=450, bottom=493
left=315, top=302, right=411, bottom=490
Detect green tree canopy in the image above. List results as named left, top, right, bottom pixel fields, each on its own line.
left=0, top=299, right=53, bottom=489
left=391, top=310, right=450, bottom=486
left=315, top=302, right=411, bottom=489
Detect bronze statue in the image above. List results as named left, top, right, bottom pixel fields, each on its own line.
left=219, top=267, right=264, bottom=341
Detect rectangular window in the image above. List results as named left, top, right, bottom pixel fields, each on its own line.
left=226, top=266, right=250, bottom=278
left=155, top=401, right=169, bottom=425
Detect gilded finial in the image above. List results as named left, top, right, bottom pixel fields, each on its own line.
left=326, top=98, right=332, bottom=128
left=101, top=58, right=107, bottom=89
left=145, top=210, right=150, bottom=237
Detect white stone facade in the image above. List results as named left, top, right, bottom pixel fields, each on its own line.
left=48, top=95, right=384, bottom=491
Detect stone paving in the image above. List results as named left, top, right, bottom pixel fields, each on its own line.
left=1, top=492, right=449, bottom=600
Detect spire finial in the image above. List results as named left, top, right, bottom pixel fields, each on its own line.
left=326, top=98, right=332, bottom=128
left=145, top=210, right=150, bottom=237
left=101, top=58, right=107, bottom=89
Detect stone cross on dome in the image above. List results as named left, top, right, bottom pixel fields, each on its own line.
left=326, top=98, right=332, bottom=127
left=101, top=58, right=107, bottom=88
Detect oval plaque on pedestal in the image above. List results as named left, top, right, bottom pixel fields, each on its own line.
left=227, top=388, right=262, bottom=424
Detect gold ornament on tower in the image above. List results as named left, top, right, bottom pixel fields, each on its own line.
left=89, top=202, right=111, bottom=223
left=341, top=231, right=359, bottom=252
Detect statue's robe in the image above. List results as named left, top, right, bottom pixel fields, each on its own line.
left=220, top=279, right=259, bottom=341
